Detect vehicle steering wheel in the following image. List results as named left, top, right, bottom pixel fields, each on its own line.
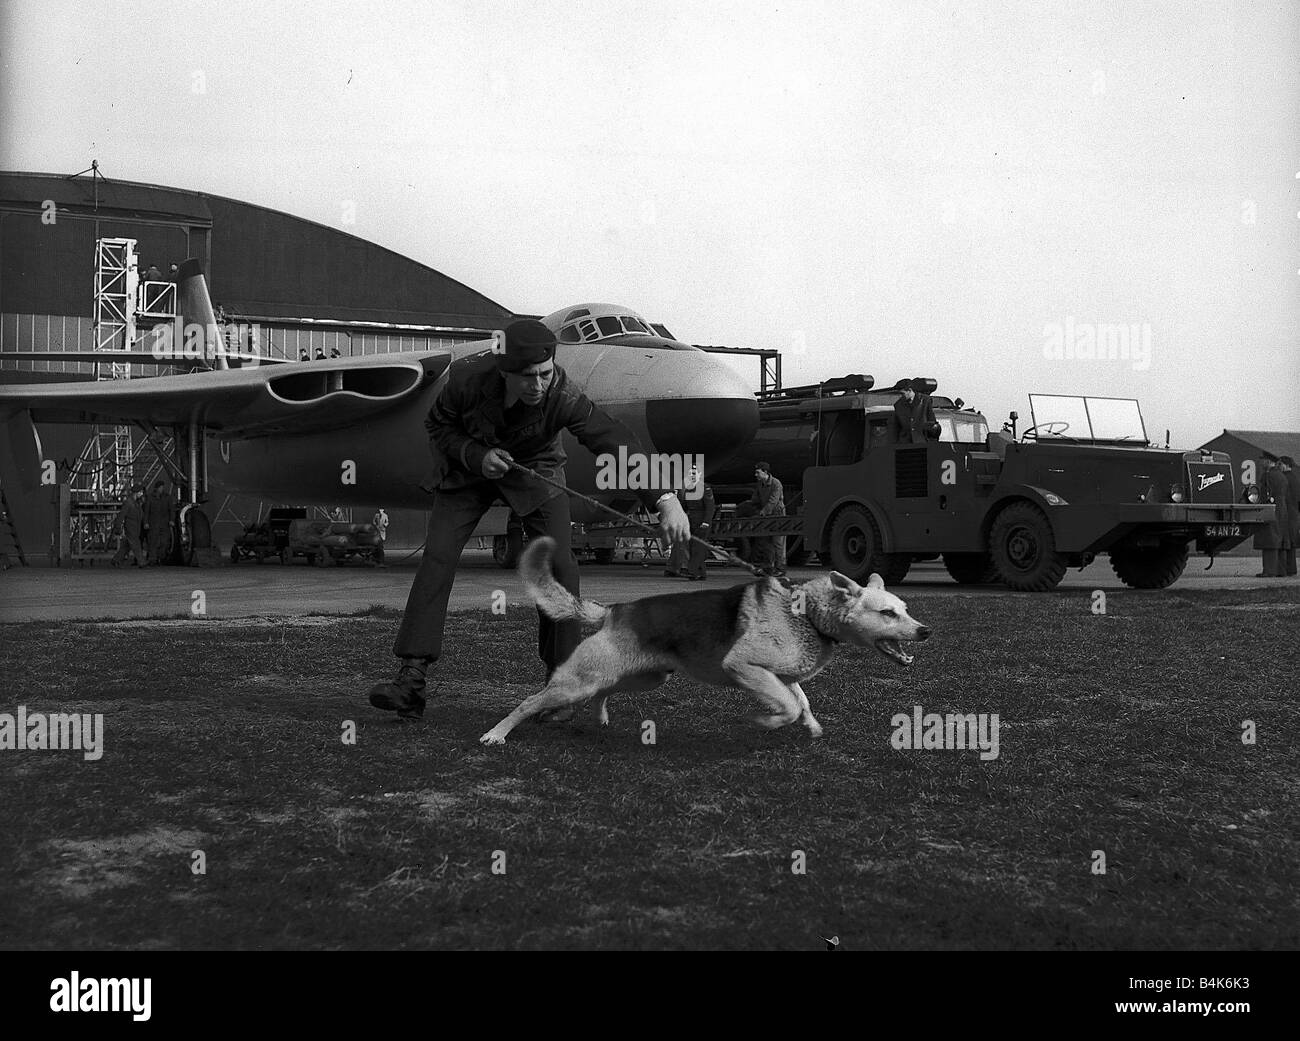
left=1021, top=420, right=1070, bottom=441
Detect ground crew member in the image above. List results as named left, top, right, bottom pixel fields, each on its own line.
left=365, top=319, right=690, bottom=719
left=372, top=507, right=389, bottom=565
left=145, top=479, right=174, bottom=565
left=1255, top=457, right=1292, bottom=577
left=746, top=461, right=786, bottom=577
left=111, top=485, right=147, bottom=568
left=1280, top=456, right=1299, bottom=577
left=892, top=379, right=939, bottom=443
left=667, top=464, right=715, bottom=580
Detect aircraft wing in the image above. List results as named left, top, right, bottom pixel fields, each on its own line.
left=0, top=352, right=450, bottom=438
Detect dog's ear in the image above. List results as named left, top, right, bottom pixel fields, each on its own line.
left=829, top=571, right=862, bottom=594
left=866, top=572, right=885, bottom=590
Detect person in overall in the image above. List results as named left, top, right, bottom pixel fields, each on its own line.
left=366, top=319, right=691, bottom=719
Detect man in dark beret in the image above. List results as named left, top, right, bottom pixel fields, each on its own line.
left=366, top=319, right=691, bottom=719
left=892, top=379, right=939, bottom=444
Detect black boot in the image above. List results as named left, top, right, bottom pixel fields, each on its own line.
left=368, top=658, right=432, bottom=718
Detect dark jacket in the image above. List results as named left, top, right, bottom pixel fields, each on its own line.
left=1254, top=467, right=1292, bottom=550
left=892, top=394, right=938, bottom=444
left=749, top=475, right=785, bottom=516
left=422, top=353, right=667, bottom=515
left=1287, top=469, right=1300, bottom=542
left=114, top=498, right=144, bottom=539
left=146, top=490, right=174, bottom=531
left=677, top=484, right=715, bottom=526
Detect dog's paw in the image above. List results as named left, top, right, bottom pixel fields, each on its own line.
left=749, top=712, right=795, bottom=731
left=479, top=732, right=506, bottom=746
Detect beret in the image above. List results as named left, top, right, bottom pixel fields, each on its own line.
left=496, top=319, right=557, bottom=372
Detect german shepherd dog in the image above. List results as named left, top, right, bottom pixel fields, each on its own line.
left=479, top=537, right=931, bottom=745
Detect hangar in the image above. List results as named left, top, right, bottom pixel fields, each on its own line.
left=0, top=168, right=516, bottom=561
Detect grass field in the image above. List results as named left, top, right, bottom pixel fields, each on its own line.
left=1, top=583, right=1297, bottom=950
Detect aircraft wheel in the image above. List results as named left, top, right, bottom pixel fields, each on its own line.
left=944, top=552, right=999, bottom=584
left=181, top=508, right=213, bottom=566
left=493, top=530, right=523, bottom=569
left=1110, top=542, right=1189, bottom=589
left=989, top=502, right=1067, bottom=591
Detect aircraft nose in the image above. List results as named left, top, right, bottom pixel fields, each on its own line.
left=645, top=396, right=759, bottom=470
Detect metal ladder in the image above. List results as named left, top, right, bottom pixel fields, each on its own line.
left=0, top=481, right=27, bottom=567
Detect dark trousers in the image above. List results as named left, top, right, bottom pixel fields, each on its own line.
left=393, top=483, right=580, bottom=671
left=112, top=532, right=144, bottom=566
left=1260, top=548, right=1288, bottom=576
left=669, top=534, right=710, bottom=577
left=147, top=525, right=170, bottom=564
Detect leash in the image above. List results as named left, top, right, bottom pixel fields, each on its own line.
left=505, top=460, right=779, bottom=582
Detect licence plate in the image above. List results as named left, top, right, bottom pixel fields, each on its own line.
left=1204, top=524, right=1241, bottom=538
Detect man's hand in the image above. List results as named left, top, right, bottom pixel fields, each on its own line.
left=656, top=494, right=690, bottom=548
left=481, top=447, right=514, bottom=479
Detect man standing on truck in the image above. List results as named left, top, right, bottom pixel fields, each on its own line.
left=892, top=379, right=939, bottom=443
left=364, top=319, right=691, bottom=720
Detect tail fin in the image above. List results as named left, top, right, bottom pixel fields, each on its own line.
left=520, top=536, right=608, bottom=624
left=175, top=259, right=226, bottom=370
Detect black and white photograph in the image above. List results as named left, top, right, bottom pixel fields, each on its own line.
left=0, top=0, right=1296, bottom=981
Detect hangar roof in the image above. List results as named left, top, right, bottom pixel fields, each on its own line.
left=1205, top=430, right=1300, bottom=461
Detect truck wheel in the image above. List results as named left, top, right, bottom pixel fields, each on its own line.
left=1110, top=542, right=1189, bottom=589
left=593, top=547, right=614, bottom=565
left=944, top=552, right=999, bottom=585
left=828, top=505, right=881, bottom=584
left=493, top=531, right=523, bottom=569
left=989, top=502, right=1067, bottom=591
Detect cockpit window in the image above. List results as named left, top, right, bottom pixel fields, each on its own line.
left=596, top=316, right=622, bottom=337
left=558, top=325, right=582, bottom=343
left=563, top=308, right=590, bottom=323
left=620, top=316, right=651, bottom=334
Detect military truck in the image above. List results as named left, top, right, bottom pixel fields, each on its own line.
left=701, top=376, right=1274, bottom=591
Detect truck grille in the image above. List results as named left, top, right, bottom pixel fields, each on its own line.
left=1186, top=460, right=1233, bottom=504
left=895, top=448, right=928, bottom=498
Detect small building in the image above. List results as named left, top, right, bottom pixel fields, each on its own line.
left=1199, top=430, right=1300, bottom=492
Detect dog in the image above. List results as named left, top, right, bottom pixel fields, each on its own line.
left=479, top=537, right=931, bottom=745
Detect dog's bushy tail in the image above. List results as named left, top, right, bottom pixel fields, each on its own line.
left=520, top=537, right=609, bottom=624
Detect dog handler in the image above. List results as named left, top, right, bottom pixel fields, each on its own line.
left=366, top=319, right=691, bottom=718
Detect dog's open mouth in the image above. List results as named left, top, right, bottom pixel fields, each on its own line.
left=874, top=638, right=916, bottom=666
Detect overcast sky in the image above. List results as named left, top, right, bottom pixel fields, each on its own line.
left=2, top=0, right=1296, bottom=446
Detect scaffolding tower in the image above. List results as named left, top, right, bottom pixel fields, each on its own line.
left=75, top=238, right=177, bottom=501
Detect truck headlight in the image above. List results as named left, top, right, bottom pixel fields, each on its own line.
left=1170, top=485, right=1185, bottom=503
left=1244, top=486, right=1260, bottom=504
